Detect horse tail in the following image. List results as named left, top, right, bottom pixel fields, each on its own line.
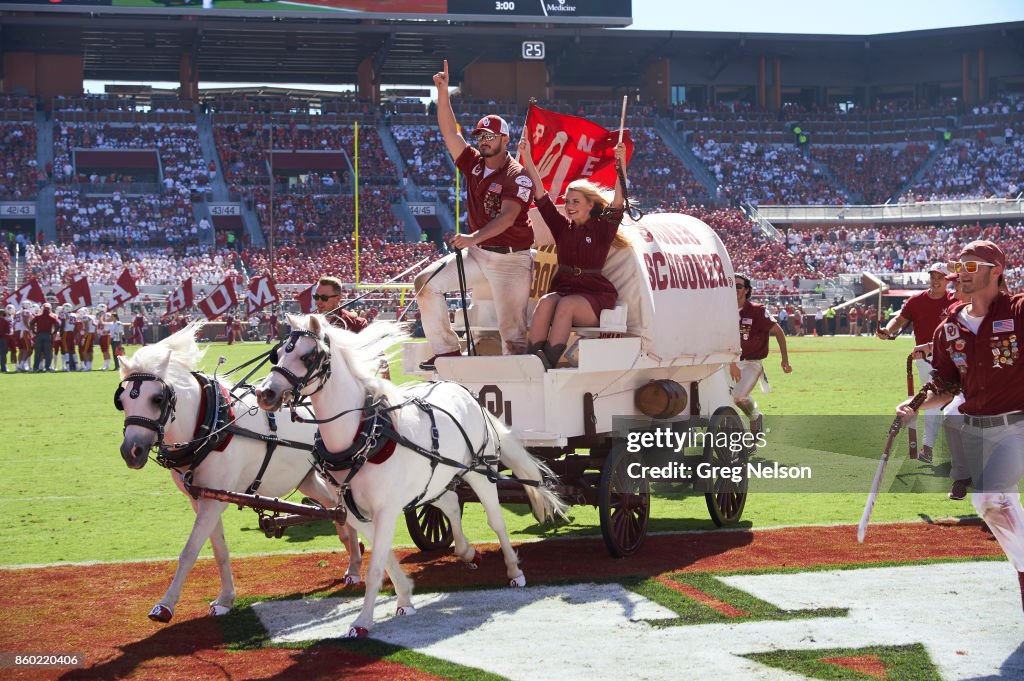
left=486, top=412, right=568, bottom=524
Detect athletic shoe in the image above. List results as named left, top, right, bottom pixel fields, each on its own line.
left=418, top=350, right=461, bottom=371
left=919, top=445, right=933, bottom=464
left=948, top=478, right=971, bottom=501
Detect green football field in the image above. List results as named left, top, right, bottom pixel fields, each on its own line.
left=0, top=335, right=980, bottom=567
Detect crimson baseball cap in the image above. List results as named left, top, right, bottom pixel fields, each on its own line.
left=959, top=240, right=1006, bottom=268
left=473, top=115, right=509, bottom=137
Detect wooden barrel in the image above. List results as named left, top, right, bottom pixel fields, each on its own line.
left=634, top=379, right=688, bottom=419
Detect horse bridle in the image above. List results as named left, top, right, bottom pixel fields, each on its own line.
left=269, top=329, right=332, bottom=398
left=114, top=372, right=178, bottom=443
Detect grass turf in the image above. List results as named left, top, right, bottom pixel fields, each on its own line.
left=0, top=335, right=981, bottom=567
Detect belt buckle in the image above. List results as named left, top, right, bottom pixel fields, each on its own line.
left=572, top=266, right=582, bottom=276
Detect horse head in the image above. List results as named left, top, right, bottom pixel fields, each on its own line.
left=257, top=314, right=331, bottom=412
left=116, top=322, right=205, bottom=468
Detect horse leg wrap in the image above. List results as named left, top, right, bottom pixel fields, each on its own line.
left=508, top=573, right=527, bottom=588
left=395, top=605, right=417, bottom=616
left=346, top=626, right=369, bottom=639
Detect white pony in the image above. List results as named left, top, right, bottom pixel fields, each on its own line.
left=256, top=315, right=566, bottom=638
left=117, top=322, right=362, bottom=623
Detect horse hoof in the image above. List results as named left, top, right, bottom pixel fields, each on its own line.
left=346, top=626, right=369, bottom=639
left=209, top=603, right=231, bottom=617
left=342, top=574, right=362, bottom=586
left=508, top=574, right=527, bottom=588
left=396, top=605, right=416, bottom=617
left=148, top=604, right=173, bottom=623
left=464, top=550, right=481, bottom=570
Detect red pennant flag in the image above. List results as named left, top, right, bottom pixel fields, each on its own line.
left=107, top=268, right=139, bottom=311
left=5, top=277, right=47, bottom=307
left=245, top=275, right=280, bottom=316
left=294, top=283, right=315, bottom=314
left=55, top=276, right=92, bottom=309
left=523, top=103, right=634, bottom=202
left=196, top=276, right=238, bottom=321
left=165, top=277, right=194, bottom=317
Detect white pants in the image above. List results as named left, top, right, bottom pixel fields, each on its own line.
left=964, top=419, right=1024, bottom=571
left=416, top=247, right=533, bottom=356
left=943, top=394, right=968, bottom=481
left=733, top=360, right=766, bottom=405
left=914, top=357, right=941, bottom=448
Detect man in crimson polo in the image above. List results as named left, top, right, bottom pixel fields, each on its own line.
left=878, top=262, right=956, bottom=463
left=730, top=274, right=793, bottom=433
left=897, top=240, right=1024, bottom=611
left=30, top=302, right=59, bottom=372
left=414, top=60, right=535, bottom=371
left=315, top=276, right=368, bottom=333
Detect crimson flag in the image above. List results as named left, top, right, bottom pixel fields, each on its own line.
left=245, top=275, right=279, bottom=315
left=4, top=277, right=46, bottom=307
left=294, top=283, right=315, bottom=314
left=165, top=277, right=194, bottom=317
left=197, top=276, right=238, bottom=321
left=107, top=268, right=140, bottom=311
left=522, top=103, right=634, bottom=202
left=55, top=276, right=92, bottom=309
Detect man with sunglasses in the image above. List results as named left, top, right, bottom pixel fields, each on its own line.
left=730, top=274, right=793, bottom=434
left=878, top=262, right=955, bottom=463
left=414, top=60, right=535, bottom=371
left=314, top=276, right=368, bottom=333
left=898, top=240, right=1024, bottom=610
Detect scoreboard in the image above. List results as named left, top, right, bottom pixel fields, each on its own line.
left=0, top=0, right=632, bottom=26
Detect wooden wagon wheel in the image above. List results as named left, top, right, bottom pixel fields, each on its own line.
left=598, top=442, right=650, bottom=557
left=404, top=502, right=459, bottom=551
left=703, top=406, right=749, bottom=527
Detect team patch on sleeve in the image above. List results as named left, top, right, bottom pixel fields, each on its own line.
left=517, top=186, right=532, bottom=202
left=515, top=175, right=533, bottom=187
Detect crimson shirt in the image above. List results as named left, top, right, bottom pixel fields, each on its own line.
left=900, top=290, right=956, bottom=344
left=328, top=309, right=368, bottom=333
left=931, top=293, right=1024, bottom=416
left=738, top=300, right=777, bottom=360
left=454, top=147, right=534, bottom=249
left=31, top=312, right=60, bottom=334
left=536, top=194, right=621, bottom=314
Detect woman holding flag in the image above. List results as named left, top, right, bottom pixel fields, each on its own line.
left=518, top=137, right=630, bottom=369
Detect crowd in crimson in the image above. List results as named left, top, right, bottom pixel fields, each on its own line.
left=0, top=123, right=40, bottom=201
left=3, top=94, right=1024, bottom=307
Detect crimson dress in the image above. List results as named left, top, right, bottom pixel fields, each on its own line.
left=536, top=194, right=623, bottom=317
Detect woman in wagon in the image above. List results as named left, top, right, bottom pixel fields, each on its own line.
left=518, top=137, right=629, bottom=369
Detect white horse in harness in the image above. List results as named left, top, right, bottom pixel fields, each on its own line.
left=116, top=322, right=362, bottom=622
left=256, top=315, right=566, bottom=638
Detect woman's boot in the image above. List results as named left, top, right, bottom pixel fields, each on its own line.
left=544, top=343, right=567, bottom=369
left=527, top=341, right=552, bottom=370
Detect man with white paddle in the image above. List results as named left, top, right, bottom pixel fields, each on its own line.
left=895, top=240, right=1024, bottom=611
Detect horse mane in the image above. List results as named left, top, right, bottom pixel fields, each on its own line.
left=119, top=321, right=209, bottom=393
left=296, top=314, right=410, bottom=402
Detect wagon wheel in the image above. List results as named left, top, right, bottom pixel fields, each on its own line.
left=598, top=443, right=650, bottom=557
left=704, top=406, right=749, bottom=527
left=404, top=502, right=458, bottom=552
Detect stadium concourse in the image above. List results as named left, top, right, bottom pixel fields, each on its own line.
left=1, top=91, right=1023, bottom=339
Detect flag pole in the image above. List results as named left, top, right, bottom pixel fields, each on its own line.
left=617, top=95, right=628, bottom=145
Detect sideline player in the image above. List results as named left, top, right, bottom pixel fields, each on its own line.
left=414, top=59, right=535, bottom=370
left=731, top=273, right=793, bottom=433
left=96, top=303, right=113, bottom=370
left=60, top=304, right=78, bottom=372
left=896, top=241, right=1024, bottom=610
left=878, top=263, right=955, bottom=462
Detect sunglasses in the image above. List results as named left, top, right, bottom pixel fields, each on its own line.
left=950, top=261, right=997, bottom=274
left=312, top=293, right=339, bottom=302
left=473, top=132, right=500, bottom=142
left=735, top=283, right=748, bottom=289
